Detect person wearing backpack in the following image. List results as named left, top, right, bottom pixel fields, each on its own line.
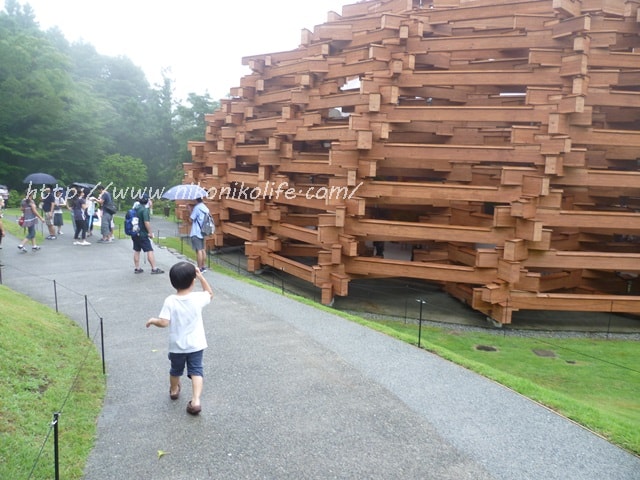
left=189, top=197, right=211, bottom=273
left=132, top=194, right=164, bottom=275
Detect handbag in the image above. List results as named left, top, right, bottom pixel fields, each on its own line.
left=104, top=204, right=117, bottom=215
left=18, top=215, right=25, bottom=227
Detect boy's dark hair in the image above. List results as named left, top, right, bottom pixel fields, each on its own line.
left=169, top=262, right=196, bottom=290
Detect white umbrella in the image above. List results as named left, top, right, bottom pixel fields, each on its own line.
left=161, top=184, right=208, bottom=200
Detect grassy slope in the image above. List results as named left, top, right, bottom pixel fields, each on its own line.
left=0, top=286, right=105, bottom=479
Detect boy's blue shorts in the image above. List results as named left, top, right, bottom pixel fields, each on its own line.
left=168, top=350, right=204, bottom=378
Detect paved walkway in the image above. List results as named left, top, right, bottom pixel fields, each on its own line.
left=2, top=220, right=639, bottom=480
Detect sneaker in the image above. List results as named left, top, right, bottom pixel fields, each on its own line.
left=97, top=239, right=106, bottom=243
left=46, top=235, right=56, bottom=240
left=151, top=268, right=165, bottom=274
left=73, top=240, right=80, bottom=245
left=18, top=245, right=27, bottom=253
left=32, top=246, right=41, bottom=251
left=134, top=268, right=144, bottom=274
left=80, top=240, right=91, bottom=246
left=58, top=231, right=64, bottom=235
left=199, top=267, right=207, bottom=273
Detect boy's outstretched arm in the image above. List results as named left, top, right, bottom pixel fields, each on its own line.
left=146, top=317, right=169, bottom=328
left=196, top=268, right=214, bottom=299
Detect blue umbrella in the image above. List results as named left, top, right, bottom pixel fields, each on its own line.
left=161, top=184, right=208, bottom=200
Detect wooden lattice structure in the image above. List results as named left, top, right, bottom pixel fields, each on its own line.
left=183, top=0, right=640, bottom=324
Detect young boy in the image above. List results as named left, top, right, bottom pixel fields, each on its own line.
left=146, top=262, right=214, bottom=415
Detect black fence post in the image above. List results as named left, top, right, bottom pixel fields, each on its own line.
left=99, top=317, right=106, bottom=375
left=416, top=299, right=427, bottom=348
left=53, top=280, right=58, bottom=313
left=84, top=295, right=90, bottom=338
left=52, top=412, right=60, bottom=480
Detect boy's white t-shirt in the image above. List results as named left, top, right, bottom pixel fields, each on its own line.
left=159, top=291, right=211, bottom=353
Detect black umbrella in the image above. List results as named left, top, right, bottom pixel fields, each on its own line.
left=23, top=172, right=58, bottom=185
left=70, top=182, right=95, bottom=190
left=69, top=182, right=97, bottom=195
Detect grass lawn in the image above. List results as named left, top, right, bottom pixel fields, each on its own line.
left=358, top=319, right=640, bottom=455
left=0, top=287, right=105, bottom=480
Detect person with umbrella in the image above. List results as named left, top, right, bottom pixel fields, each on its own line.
left=189, top=196, right=211, bottom=273
left=53, top=188, right=66, bottom=235
left=42, top=187, right=57, bottom=240
left=18, top=189, right=45, bottom=253
left=96, top=184, right=115, bottom=243
left=161, top=184, right=210, bottom=272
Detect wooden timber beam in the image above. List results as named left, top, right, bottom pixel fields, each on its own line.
left=242, top=42, right=330, bottom=66
left=358, top=180, right=525, bottom=203
left=396, top=69, right=564, bottom=87
left=220, top=222, right=255, bottom=241
left=345, top=256, right=497, bottom=284
left=259, top=252, right=315, bottom=283
left=569, top=128, right=640, bottom=147
left=384, top=105, right=551, bottom=124
left=270, top=222, right=319, bottom=245
left=523, top=250, right=640, bottom=270
left=534, top=209, right=640, bottom=230
left=506, top=292, right=640, bottom=314
left=262, top=59, right=329, bottom=80
left=406, top=30, right=563, bottom=53
left=422, top=1, right=554, bottom=24
left=551, top=169, right=640, bottom=189
left=372, top=143, right=544, bottom=166
left=226, top=171, right=259, bottom=188
left=345, top=218, right=513, bottom=244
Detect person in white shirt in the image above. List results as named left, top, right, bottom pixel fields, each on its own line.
left=146, top=262, right=214, bottom=415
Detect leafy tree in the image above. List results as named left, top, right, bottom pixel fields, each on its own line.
left=0, top=3, right=106, bottom=186
left=96, top=154, right=148, bottom=206
left=172, top=91, right=219, bottom=184
left=0, top=1, right=220, bottom=194
left=145, top=73, right=179, bottom=188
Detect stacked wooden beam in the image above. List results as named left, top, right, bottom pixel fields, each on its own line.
left=184, top=0, right=640, bottom=324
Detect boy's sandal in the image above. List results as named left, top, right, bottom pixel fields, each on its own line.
left=169, top=384, right=180, bottom=400
left=186, top=401, right=201, bottom=415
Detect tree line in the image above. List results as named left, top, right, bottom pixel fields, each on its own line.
left=0, top=0, right=219, bottom=200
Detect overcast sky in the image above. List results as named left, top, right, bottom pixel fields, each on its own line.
left=15, top=0, right=351, bottom=102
